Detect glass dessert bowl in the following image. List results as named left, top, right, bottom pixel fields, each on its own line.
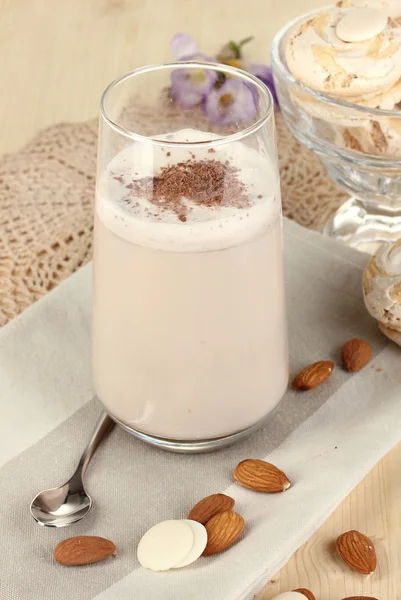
left=272, top=2, right=401, bottom=252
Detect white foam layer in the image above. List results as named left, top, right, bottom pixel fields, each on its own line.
left=96, top=129, right=280, bottom=252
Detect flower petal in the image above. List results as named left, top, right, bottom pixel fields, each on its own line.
left=170, top=33, right=198, bottom=60
left=181, top=52, right=216, bottom=63
left=247, top=63, right=278, bottom=106
left=205, top=79, right=257, bottom=126
left=247, top=62, right=271, bottom=82
left=171, top=67, right=217, bottom=109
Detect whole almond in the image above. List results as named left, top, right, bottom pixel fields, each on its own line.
left=341, top=597, right=378, bottom=600
left=293, top=589, right=316, bottom=600
left=341, top=339, right=372, bottom=372
left=336, top=530, right=377, bottom=574
left=54, top=536, right=116, bottom=566
left=202, top=510, right=244, bottom=556
left=234, top=459, right=291, bottom=493
left=188, top=493, right=235, bottom=525
left=292, top=361, right=334, bottom=391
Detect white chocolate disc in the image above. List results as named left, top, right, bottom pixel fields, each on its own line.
left=270, top=594, right=310, bottom=600
left=172, top=520, right=208, bottom=568
left=137, top=520, right=194, bottom=571
left=336, top=8, right=388, bottom=42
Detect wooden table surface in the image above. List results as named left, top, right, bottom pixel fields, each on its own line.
left=1, top=0, right=399, bottom=598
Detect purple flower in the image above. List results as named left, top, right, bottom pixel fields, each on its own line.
left=247, top=63, right=278, bottom=107
left=205, top=79, right=257, bottom=126
left=170, top=33, right=198, bottom=60
left=170, top=33, right=215, bottom=63
left=170, top=63, right=218, bottom=109
left=168, top=33, right=277, bottom=119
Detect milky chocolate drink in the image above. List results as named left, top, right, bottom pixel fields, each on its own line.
left=93, top=129, right=288, bottom=440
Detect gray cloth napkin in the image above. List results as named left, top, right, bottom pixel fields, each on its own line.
left=1, top=219, right=400, bottom=600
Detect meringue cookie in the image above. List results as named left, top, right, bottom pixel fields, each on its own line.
left=291, top=86, right=370, bottom=127
left=285, top=7, right=401, bottom=100
left=342, top=116, right=401, bottom=155
left=379, top=321, right=401, bottom=345
left=353, top=77, right=401, bottom=109
left=363, top=238, right=401, bottom=331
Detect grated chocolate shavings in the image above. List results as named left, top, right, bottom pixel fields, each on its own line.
left=125, top=159, right=250, bottom=220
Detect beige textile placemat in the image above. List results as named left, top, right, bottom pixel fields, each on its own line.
left=0, top=109, right=346, bottom=326
left=1, top=220, right=400, bottom=600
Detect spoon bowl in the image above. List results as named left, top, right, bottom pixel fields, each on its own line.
left=30, top=412, right=114, bottom=527
left=30, top=479, right=92, bottom=527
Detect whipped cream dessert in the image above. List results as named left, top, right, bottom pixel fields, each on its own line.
left=93, top=129, right=288, bottom=440
left=285, top=1, right=401, bottom=157
left=286, top=5, right=401, bottom=100
left=338, top=0, right=401, bottom=21
left=340, top=115, right=401, bottom=155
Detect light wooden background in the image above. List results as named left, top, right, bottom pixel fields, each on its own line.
left=1, top=0, right=400, bottom=598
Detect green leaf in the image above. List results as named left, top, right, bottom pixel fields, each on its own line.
left=228, top=40, right=241, bottom=58
left=238, top=36, right=254, bottom=48
left=216, top=35, right=254, bottom=61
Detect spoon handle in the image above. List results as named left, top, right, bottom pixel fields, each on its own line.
left=78, top=411, right=115, bottom=476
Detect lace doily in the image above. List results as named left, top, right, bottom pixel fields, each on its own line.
left=0, top=111, right=346, bottom=326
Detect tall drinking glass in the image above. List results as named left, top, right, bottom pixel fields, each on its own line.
left=93, top=63, right=288, bottom=452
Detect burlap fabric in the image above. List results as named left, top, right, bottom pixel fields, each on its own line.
left=0, top=111, right=346, bottom=326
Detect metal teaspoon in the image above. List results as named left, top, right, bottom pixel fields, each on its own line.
left=30, top=411, right=115, bottom=527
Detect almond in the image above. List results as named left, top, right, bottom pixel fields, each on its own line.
left=341, top=597, right=378, bottom=600
left=292, top=360, right=334, bottom=391
left=54, top=536, right=116, bottom=566
left=293, top=589, right=316, bottom=600
left=336, top=530, right=377, bottom=574
left=234, top=459, right=291, bottom=493
left=343, top=596, right=377, bottom=600
left=341, top=339, right=372, bottom=372
left=202, top=510, right=244, bottom=556
left=188, top=493, right=235, bottom=525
